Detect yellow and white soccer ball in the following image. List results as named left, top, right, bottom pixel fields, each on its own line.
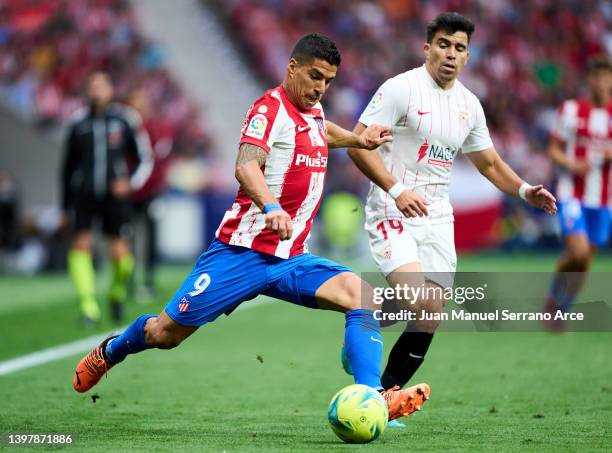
left=327, top=384, right=388, bottom=443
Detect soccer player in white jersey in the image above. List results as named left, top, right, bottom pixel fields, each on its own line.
left=544, top=56, right=612, bottom=331
left=71, top=33, right=430, bottom=423
left=344, top=13, right=557, bottom=393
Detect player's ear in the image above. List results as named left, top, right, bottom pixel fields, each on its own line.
left=287, top=58, right=299, bottom=78
left=423, top=42, right=430, bottom=61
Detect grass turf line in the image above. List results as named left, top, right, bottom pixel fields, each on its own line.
left=0, top=252, right=611, bottom=451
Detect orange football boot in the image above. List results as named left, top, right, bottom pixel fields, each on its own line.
left=72, top=336, right=117, bottom=393
left=382, top=383, right=430, bottom=420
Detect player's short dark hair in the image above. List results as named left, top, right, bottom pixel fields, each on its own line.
left=587, top=55, right=612, bottom=74
left=426, top=12, right=475, bottom=43
left=290, top=33, right=342, bottom=67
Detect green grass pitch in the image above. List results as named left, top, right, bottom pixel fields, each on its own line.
left=0, top=252, right=611, bottom=451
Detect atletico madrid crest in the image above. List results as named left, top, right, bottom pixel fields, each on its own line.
left=315, top=118, right=325, bottom=136
left=178, top=296, right=191, bottom=312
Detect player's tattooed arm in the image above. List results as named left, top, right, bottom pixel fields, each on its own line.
left=235, top=143, right=273, bottom=209
left=326, top=120, right=392, bottom=150
left=234, top=143, right=294, bottom=240
left=236, top=142, right=267, bottom=168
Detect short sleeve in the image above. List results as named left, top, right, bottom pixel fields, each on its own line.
left=240, top=93, right=282, bottom=153
left=550, top=101, right=575, bottom=143
left=359, top=77, right=407, bottom=128
left=461, top=101, right=494, bottom=153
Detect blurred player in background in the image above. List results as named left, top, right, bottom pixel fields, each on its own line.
left=545, top=56, right=612, bottom=331
left=127, top=89, right=173, bottom=300
left=72, top=34, right=430, bottom=422
left=61, top=72, right=153, bottom=326
left=345, top=12, right=557, bottom=398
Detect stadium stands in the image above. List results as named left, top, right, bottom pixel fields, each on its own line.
left=215, top=0, right=609, bottom=185
left=0, top=0, right=210, bottom=156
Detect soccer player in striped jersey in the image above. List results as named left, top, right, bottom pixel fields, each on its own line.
left=544, top=56, right=612, bottom=331
left=72, top=33, right=430, bottom=422
left=344, top=12, right=557, bottom=401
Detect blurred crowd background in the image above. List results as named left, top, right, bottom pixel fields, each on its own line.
left=0, top=0, right=610, bottom=275
left=218, top=0, right=609, bottom=184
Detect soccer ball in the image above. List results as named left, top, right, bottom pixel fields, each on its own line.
left=327, top=384, right=388, bottom=443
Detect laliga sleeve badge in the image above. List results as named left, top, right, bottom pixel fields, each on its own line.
left=368, top=91, right=383, bottom=110
left=245, top=114, right=268, bottom=140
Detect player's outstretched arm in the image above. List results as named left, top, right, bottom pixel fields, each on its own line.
left=325, top=120, right=392, bottom=150
left=467, top=147, right=557, bottom=215
left=235, top=143, right=293, bottom=240
left=347, top=122, right=428, bottom=218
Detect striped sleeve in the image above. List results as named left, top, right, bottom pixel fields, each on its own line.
left=239, top=91, right=282, bottom=153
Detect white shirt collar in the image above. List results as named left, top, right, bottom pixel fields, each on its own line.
left=419, top=64, right=457, bottom=95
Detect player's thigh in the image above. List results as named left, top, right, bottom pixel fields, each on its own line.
left=558, top=199, right=588, bottom=244
left=418, top=222, right=456, bottom=289
left=366, top=217, right=420, bottom=277
left=102, top=196, right=132, bottom=238
left=315, top=271, right=376, bottom=312
left=264, top=254, right=370, bottom=312
left=164, top=239, right=268, bottom=327
left=564, top=233, right=591, bottom=263
left=584, top=207, right=611, bottom=248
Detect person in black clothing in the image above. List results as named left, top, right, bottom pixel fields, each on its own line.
left=0, top=170, right=19, bottom=251
left=61, top=72, right=152, bottom=325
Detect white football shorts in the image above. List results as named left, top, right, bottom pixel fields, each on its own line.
left=366, top=218, right=456, bottom=288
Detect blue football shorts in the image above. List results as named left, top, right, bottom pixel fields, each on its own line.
left=164, top=239, right=352, bottom=327
left=557, top=199, right=611, bottom=247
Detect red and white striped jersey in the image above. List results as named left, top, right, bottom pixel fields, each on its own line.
left=216, top=86, right=328, bottom=258
left=551, top=99, right=612, bottom=208
left=359, top=65, right=494, bottom=225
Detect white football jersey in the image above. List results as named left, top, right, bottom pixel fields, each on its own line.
left=359, top=65, right=493, bottom=225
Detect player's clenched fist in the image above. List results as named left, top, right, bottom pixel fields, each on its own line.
left=395, top=190, right=429, bottom=218
left=265, top=209, right=294, bottom=240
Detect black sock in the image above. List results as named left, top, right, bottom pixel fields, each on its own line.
left=381, top=331, right=434, bottom=389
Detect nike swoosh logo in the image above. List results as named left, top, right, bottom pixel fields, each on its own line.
left=370, top=336, right=383, bottom=345
left=75, top=370, right=83, bottom=386
left=417, top=110, right=430, bottom=116
left=408, top=352, right=424, bottom=359
left=297, top=125, right=310, bottom=133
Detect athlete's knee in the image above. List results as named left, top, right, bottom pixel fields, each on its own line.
left=410, top=295, right=444, bottom=333
left=315, top=272, right=375, bottom=312
left=338, top=289, right=360, bottom=312
left=348, top=276, right=375, bottom=311
left=566, top=246, right=591, bottom=269
left=412, top=315, right=441, bottom=334
left=72, top=232, right=92, bottom=251
left=109, top=238, right=130, bottom=260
